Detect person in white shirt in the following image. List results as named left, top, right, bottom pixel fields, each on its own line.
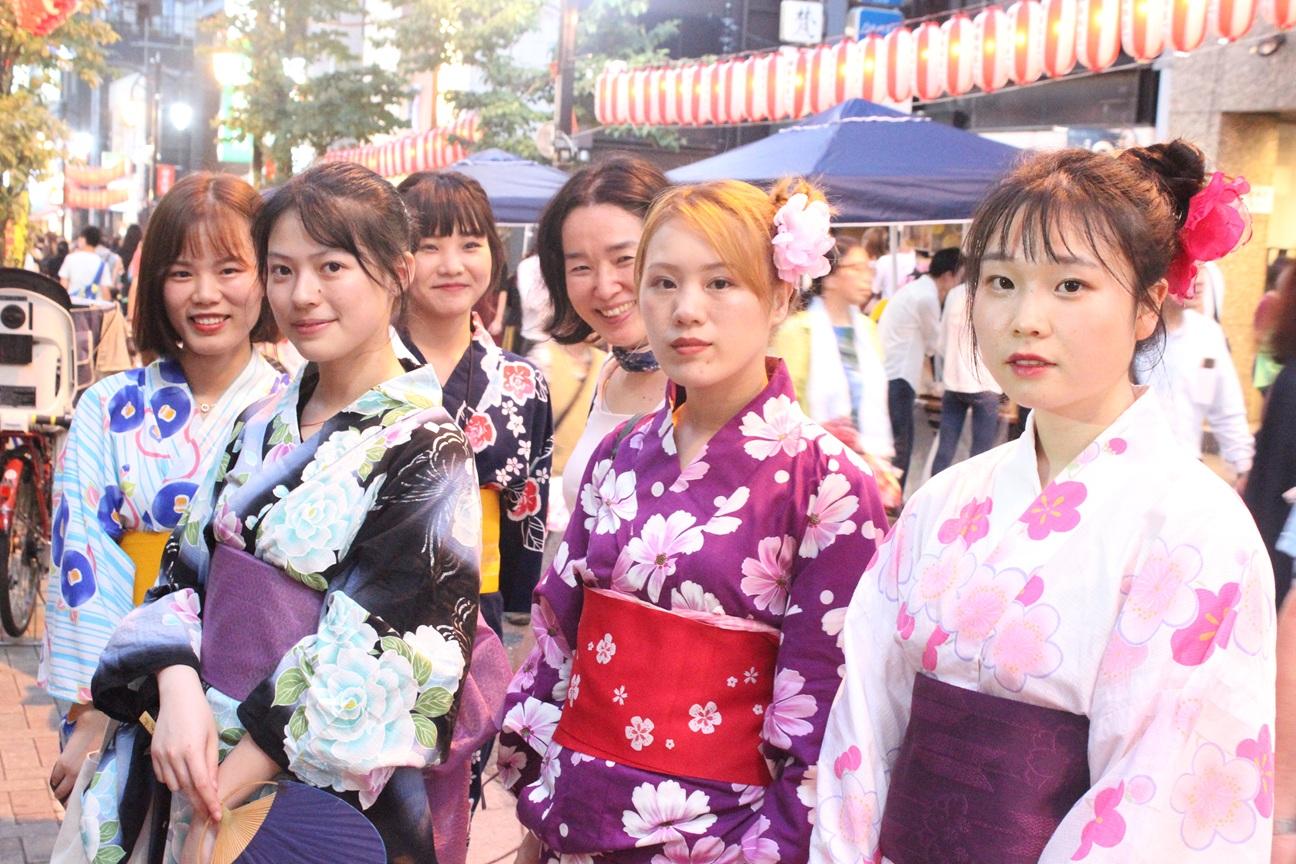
left=1134, top=294, right=1254, bottom=487
left=873, top=245, right=918, bottom=301
left=58, top=226, right=113, bottom=301
left=878, top=247, right=961, bottom=487
left=932, top=281, right=1004, bottom=475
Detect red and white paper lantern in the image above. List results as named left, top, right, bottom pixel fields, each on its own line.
left=943, top=13, right=977, bottom=95
left=974, top=6, right=1014, bottom=92
left=784, top=48, right=814, bottom=119
left=1042, top=0, right=1079, bottom=76
left=1170, top=0, right=1210, bottom=50
left=810, top=40, right=850, bottom=114
left=1077, top=0, right=1123, bottom=69
left=1008, top=0, right=1047, bottom=84
left=1264, top=0, right=1296, bottom=28
left=1123, top=0, right=1170, bottom=59
left=1214, top=0, right=1260, bottom=40
left=677, top=63, right=699, bottom=125
left=858, top=34, right=890, bottom=103
left=885, top=26, right=916, bottom=102
left=913, top=21, right=947, bottom=101
left=746, top=53, right=777, bottom=121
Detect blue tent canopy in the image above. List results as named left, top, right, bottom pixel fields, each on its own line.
left=667, top=100, right=1022, bottom=224
left=447, top=148, right=569, bottom=224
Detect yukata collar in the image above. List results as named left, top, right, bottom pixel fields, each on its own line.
left=293, top=358, right=444, bottom=424
left=663, top=356, right=794, bottom=429
left=1007, top=385, right=1166, bottom=498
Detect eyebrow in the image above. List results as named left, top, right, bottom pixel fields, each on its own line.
left=643, top=260, right=728, bottom=273
left=565, top=240, right=638, bottom=261
left=982, top=250, right=1100, bottom=268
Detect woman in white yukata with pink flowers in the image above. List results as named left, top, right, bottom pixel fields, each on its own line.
left=501, top=179, right=888, bottom=863
left=812, top=142, right=1276, bottom=863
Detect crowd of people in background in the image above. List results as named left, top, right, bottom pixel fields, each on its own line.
left=17, top=141, right=1296, bottom=864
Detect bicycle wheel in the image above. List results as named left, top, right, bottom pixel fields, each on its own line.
left=0, top=472, right=43, bottom=637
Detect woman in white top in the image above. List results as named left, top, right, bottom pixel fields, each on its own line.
left=535, top=157, right=671, bottom=513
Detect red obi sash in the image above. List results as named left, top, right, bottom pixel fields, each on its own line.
left=552, top=587, right=779, bottom=786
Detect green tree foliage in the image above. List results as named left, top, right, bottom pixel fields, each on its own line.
left=390, top=0, right=677, bottom=161
left=213, top=0, right=408, bottom=182
left=0, top=1, right=117, bottom=261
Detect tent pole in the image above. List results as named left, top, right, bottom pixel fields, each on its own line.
left=889, top=224, right=900, bottom=297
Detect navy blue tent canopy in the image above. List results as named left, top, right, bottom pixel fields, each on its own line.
left=667, top=100, right=1022, bottom=224
left=446, top=148, right=569, bottom=224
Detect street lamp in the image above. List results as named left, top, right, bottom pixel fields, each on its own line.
left=68, top=132, right=95, bottom=162
left=169, top=102, right=193, bottom=131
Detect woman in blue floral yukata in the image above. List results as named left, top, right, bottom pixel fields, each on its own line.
left=77, top=162, right=488, bottom=864
left=42, top=173, right=284, bottom=807
left=395, top=170, right=553, bottom=636
left=501, top=179, right=888, bottom=864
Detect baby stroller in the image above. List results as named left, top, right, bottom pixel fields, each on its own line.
left=0, top=268, right=79, bottom=637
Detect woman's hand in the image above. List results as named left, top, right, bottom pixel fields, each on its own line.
left=178, top=811, right=219, bottom=864
left=514, top=831, right=543, bottom=864
left=153, top=665, right=222, bottom=823
left=48, top=707, right=109, bottom=804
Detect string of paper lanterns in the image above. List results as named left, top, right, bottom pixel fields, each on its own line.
left=322, top=113, right=480, bottom=179
left=595, top=0, right=1294, bottom=126
left=12, top=0, right=80, bottom=36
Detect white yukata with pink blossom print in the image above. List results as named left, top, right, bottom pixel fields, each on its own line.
left=812, top=387, right=1276, bottom=863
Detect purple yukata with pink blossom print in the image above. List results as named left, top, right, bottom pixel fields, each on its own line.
left=812, top=388, right=1277, bottom=863
left=500, top=360, right=889, bottom=864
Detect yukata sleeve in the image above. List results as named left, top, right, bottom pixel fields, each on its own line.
left=1040, top=515, right=1277, bottom=862
left=811, top=508, right=922, bottom=864
left=42, top=384, right=140, bottom=706
left=497, top=430, right=610, bottom=797
left=236, top=419, right=482, bottom=808
left=90, top=428, right=240, bottom=723
left=753, top=460, right=890, bottom=863
left=499, top=375, right=554, bottom=615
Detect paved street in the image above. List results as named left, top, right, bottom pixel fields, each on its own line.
left=0, top=604, right=529, bottom=864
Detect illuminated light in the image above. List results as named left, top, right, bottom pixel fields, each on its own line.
left=985, top=38, right=996, bottom=50
left=1016, top=31, right=1027, bottom=44
left=951, top=44, right=961, bottom=56
left=921, top=49, right=930, bottom=59
left=864, top=59, right=875, bottom=71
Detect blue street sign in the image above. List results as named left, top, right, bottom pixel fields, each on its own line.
left=849, top=4, right=905, bottom=36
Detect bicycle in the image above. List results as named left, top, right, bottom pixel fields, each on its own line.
left=0, top=268, right=78, bottom=637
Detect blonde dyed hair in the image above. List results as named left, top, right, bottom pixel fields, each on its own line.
left=635, top=177, right=829, bottom=308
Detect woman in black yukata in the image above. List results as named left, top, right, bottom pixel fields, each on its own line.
left=84, top=162, right=502, bottom=864
left=396, top=171, right=554, bottom=636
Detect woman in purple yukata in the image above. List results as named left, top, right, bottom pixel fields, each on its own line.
left=812, top=143, right=1277, bottom=862
left=501, top=179, right=889, bottom=863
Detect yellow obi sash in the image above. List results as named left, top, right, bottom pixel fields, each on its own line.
left=479, top=488, right=501, bottom=595
left=120, top=530, right=170, bottom=605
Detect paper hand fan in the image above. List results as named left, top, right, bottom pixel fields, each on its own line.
left=211, top=781, right=386, bottom=864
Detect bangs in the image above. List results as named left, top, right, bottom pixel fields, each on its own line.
left=399, top=171, right=497, bottom=241
left=639, top=182, right=779, bottom=309
left=180, top=207, right=255, bottom=265
left=288, top=187, right=385, bottom=285
left=965, top=181, right=1137, bottom=294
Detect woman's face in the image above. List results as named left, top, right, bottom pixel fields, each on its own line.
left=162, top=226, right=262, bottom=362
left=410, top=229, right=492, bottom=325
left=822, top=246, right=874, bottom=307
left=971, top=219, right=1161, bottom=424
left=639, top=217, right=788, bottom=401
left=561, top=204, right=646, bottom=348
left=266, top=210, right=402, bottom=366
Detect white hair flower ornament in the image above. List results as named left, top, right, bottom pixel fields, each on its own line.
left=771, top=192, right=834, bottom=284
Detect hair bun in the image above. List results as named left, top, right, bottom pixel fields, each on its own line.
left=1119, top=139, right=1207, bottom=228
left=768, top=177, right=831, bottom=214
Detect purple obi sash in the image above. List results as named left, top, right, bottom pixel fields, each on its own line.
left=879, top=674, right=1090, bottom=864
left=201, top=544, right=324, bottom=701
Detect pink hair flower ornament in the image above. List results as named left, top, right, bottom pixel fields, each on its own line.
left=1166, top=172, right=1250, bottom=302
left=772, top=193, right=834, bottom=284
